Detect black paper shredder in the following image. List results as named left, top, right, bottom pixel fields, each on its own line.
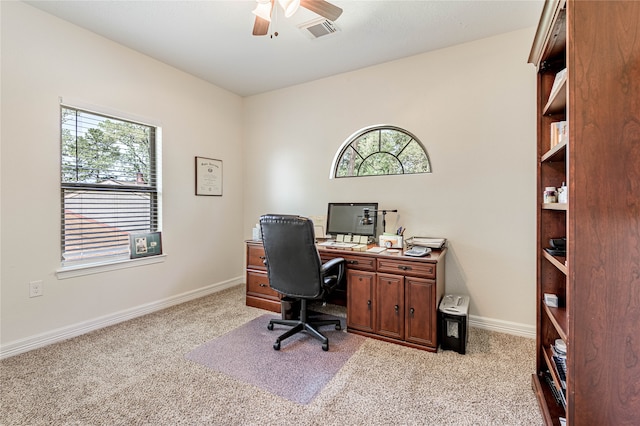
left=439, top=294, right=470, bottom=354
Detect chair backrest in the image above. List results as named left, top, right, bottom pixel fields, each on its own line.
left=259, top=214, right=323, bottom=299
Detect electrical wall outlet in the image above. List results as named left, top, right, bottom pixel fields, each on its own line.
left=29, top=280, right=43, bottom=298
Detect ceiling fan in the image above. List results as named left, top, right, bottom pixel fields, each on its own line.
left=252, top=0, right=343, bottom=36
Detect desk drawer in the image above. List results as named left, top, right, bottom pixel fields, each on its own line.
left=377, top=258, right=436, bottom=278
left=343, top=254, right=376, bottom=271
left=320, top=252, right=376, bottom=272
left=247, top=243, right=267, bottom=271
left=246, top=271, right=279, bottom=299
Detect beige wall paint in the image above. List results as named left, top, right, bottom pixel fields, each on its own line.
left=243, top=27, right=537, bottom=328
left=1, top=2, right=244, bottom=346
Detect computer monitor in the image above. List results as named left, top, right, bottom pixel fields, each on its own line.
left=326, top=202, right=378, bottom=238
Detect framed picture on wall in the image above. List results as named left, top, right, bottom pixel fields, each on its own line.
left=130, top=232, right=163, bottom=259
left=195, top=156, right=222, bottom=196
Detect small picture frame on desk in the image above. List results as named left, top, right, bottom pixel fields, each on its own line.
left=130, top=232, right=162, bottom=259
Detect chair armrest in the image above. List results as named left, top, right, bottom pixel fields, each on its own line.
left=321, top=257, right=345, bottom=284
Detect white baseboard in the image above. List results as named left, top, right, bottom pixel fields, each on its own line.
left=469, top=314, right=535, bottom=339
left=0, top=277, right=243, bottom=360
left=2, top=281, right=535, bottom=359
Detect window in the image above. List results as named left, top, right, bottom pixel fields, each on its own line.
left=331, top=125, right=431, bottom=178
left=60, top=106, right=160, bottom=266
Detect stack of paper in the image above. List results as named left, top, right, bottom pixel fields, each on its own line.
left=366, top=246, right=387, bottom=253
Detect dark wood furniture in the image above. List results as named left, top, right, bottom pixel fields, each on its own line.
left=245, top=240, right=446, bottom=352
left=529, top=1, right=640, bottom=424
left=245, top=241, right=281, bottom=312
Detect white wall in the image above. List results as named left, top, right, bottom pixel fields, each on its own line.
left=1, top=2, right=245, bottom=349
left=243, top=27, right=538, bottom=331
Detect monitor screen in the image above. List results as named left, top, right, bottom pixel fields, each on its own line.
left=326, top=202, right=378, bottom=237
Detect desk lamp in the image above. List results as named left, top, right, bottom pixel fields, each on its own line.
left=361, top=208, right=398, bottom=233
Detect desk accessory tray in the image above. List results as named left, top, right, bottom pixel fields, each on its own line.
left=405, top=237, right=447, bottom=249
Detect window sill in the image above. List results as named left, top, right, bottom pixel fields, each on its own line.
left=56, top=254, right=167, bottom=280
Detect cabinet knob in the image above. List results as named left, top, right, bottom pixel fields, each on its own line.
left=394, top=304, right=399, bottom=312
left=367, top=300, right=371, bottom=309
left=410, top=308, right=415, bottom=316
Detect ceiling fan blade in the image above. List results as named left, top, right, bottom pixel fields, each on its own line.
left=300, top=0, right=343, bottom=22
left=252, top=16, right=270, bottom=36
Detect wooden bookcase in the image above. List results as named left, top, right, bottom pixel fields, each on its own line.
left=529, top=1, right=640, bottom=424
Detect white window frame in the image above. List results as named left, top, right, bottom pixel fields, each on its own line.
left=56, top=98, right=163, bottom=279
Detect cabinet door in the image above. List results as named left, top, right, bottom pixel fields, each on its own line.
left=405, top=277, right=436, bottom=347
left=346, top=269, right=376, bottom=333
left=376, top=273, right=405, bottom=340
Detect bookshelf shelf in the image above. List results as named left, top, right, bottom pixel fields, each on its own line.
left=532, top=374, right=565, bottom=426
left=542, top=203, right=567, bottom=211
left=543, top=304, right=567, bottom=342
left=543, top=346, right=565, bottom=398
left=541, top=140, right=566, bottom=163
left=542, top=251, right=567, bottom=275
left=543, top=74, right=566, bottom=116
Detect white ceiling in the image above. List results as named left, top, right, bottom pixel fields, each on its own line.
left=25, top=0, right=544, bottom=97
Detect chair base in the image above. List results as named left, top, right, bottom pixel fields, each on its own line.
left=268, top=299, right=341, bottom=351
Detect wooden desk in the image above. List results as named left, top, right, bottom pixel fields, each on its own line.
left=245, top=240, right=446, bottom=352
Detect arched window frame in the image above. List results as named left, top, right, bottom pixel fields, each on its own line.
left=330, top=124, right=432, bottom=179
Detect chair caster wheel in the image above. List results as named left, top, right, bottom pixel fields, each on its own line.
left=322, top=342, right=329, bottom=351
left=335, top=324, right=341, bottom=330
left=267, top=323, right=274, bottom=330
left=273, top=341, right=280, bottom=350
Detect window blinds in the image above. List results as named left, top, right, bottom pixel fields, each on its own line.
left=61, top=106, right=158, bottom=264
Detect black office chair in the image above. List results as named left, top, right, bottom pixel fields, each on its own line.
left=259, top=214, right=345, bottom=351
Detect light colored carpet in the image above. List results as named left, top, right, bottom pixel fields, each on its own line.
left=0, top=284, right=543, bottom=425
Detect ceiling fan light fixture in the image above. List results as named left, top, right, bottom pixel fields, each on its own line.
left=252, top=0, right=272, bottom=22
left=278, top=0, right=300, bottom=18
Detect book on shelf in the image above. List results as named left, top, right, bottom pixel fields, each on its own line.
left=543, top=370, right=567, bottom=409
left=551, top=345, right=567, bottom=390
left=550, top=120, right=568, bottom=149
left=549, top=68, right=567, bottom=100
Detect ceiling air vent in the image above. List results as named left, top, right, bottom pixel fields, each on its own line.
left=298, top=18, right=339, bottom=39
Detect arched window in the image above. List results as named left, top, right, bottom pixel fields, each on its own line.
left=330, top=125, right=431, bottom=178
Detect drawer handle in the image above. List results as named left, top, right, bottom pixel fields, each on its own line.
left=259, top=283, right=267, bottom=287
left=259, top=256, right=266, bottom=260
left=348, top=260, right=359, bottom=265
left=398, top=265, right=412, bottom=271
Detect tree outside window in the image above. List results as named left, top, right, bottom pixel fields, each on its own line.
left=332, top=125, right=431, bottom=178
left=60, top=107, right=159, bottom=265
